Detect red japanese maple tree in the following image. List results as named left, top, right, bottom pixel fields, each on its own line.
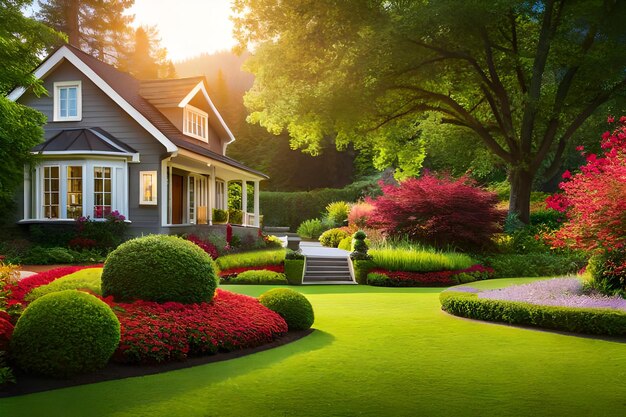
left=367, top=174, right=504, bottom=250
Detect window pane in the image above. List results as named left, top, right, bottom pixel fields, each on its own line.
left=67, top=166, right=82, bottom=219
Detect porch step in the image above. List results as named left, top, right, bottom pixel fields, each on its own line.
left=303, top=256, right=355, bottom=284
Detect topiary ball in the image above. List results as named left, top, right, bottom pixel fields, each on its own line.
left=10, top=290, right=120, bottom=378
left=259, top=288, right=314, bottom=331
left=101, top=235, right=218, bottom=303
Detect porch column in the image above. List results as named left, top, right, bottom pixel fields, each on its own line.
left=24, top=164, right=31, bottom=220
left=241, top=180, right=247, bottom=226
left=253, top=180, right=260, bottom=227
left=209, top=165, right=215, bottom=225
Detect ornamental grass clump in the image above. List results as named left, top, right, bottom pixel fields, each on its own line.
left=369, top=247, right=475, bottom=272
left=216, top=249, right=285, bottom=271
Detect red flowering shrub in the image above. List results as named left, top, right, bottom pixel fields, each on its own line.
left=545, top=118, right=626, bottom=296
left=185, top=234, right=219, bottom=260
left=368, top=174, right=504, bottom=250
left=219, top=264, right=285, bottom=277
left=546, top=118, right=626, bottom=252
left=226, top=223, right=233, bottom=244
left=5, top=265, right=102, bottom=309
left=104, top=289, right=288, bottom=364
left=0, top=317, right=14, bottom=351
left=367, top=265, right=494, bottom=287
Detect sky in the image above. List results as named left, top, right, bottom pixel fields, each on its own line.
left=129, top=0, right=238, bottom=62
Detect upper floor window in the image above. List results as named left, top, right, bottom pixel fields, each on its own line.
left=183, top=105, right=208, bottom=142
left=53, top=81, right=82, bottom=121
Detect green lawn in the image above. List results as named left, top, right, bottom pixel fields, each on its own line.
left=2, top=279, right=626, bottom=417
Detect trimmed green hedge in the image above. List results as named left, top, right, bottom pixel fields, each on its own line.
left=227, top=270, right=288, bottom=285
left=11, top=290, right=120, bottom=377
left=440, top=290, right=626, bottom=336
left=284, top=259, right=305, bottom=285
left=352, top=259, right=375, bottom=285
left=102, top=235, right=218, bottom=304
left=259, top=288, right=314, bottom=331
left=260, top=179, right=378, bottom=230
left=25, top=269, right=102, bottom=301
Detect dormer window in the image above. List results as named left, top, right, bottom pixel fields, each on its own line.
left=53, top=81, right=82, bottom=121
left=183, top=105, right=208, bottom=142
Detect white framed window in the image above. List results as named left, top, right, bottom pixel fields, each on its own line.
left=53, top=81, right=82, bottom=121
left=93, top=166, right=112, bottom=218
left=66, top=165, right=83, bottom=219
left=183, top=105, right=208, bottom=142
left=42, top=166, right=60, bottom=218
left=139, top=171, right=158, bottom=205
left=34, top=160, right=126, bottom=220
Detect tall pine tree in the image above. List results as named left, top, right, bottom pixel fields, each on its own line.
left=37, top=0, right=134, bottom=65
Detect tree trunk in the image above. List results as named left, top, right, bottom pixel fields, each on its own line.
left=65, top=0, right=80, bottom=47
left=508, top=167, right=533, bottom=224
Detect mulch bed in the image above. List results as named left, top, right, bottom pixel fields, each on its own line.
left=1, top=329, right=313, bottom=398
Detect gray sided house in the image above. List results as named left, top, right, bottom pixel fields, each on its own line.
left=8, top=44, right=267, bottom=236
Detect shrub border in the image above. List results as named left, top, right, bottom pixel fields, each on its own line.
left=440, top=290, right=626, bottom=336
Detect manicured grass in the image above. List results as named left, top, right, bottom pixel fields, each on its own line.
left=2, top=280, right=626, bottom=416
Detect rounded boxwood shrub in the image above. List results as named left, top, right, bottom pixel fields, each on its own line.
left=230, top=270, right=288, bottom=285
left=319, top=228, right=350, bottom=248
left=10, top=290, right=120, bottom=377
left=259, top=288, right=314, bottom=331
left=102, top=235, right=218, bottom=303
left=338, top=236, right=352, bottom=251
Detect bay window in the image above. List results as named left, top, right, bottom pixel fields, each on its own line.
left=33, top=160, right=127, bottom=220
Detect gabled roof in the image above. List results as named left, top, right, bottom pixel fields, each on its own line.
left=139, top=77, right=205, bottom=108
left=8, top=44, right=264, bottom=178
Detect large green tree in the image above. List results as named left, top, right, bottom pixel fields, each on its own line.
left=1, top=0, right=62, bottom=219
left=234, top=0, right=626, bottom=222
left=37, top=0, right=134, bottom=65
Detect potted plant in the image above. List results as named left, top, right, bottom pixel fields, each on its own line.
left=212, top=208, right=229, bottom=224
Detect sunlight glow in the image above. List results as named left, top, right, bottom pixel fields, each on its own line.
left=128, top=0, right=237, bottom=62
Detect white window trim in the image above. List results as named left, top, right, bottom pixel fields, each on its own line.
left=31, top=160, right=127, bottom=221
left=53, top=81, right=82, bottom=122
left=139, top=171, right=158, bottom=205
left=183, top=104, right=209, bottom=142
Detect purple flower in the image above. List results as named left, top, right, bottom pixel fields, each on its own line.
left=478, top=278, right=626, bottom=311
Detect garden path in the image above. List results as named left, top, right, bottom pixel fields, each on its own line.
left=299, top=241, right=349, bottom=258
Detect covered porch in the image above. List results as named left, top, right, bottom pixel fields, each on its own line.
left=159, top=149, right=266, bottom=229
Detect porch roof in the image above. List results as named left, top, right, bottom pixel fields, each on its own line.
left=32, top=128, right=138, bottom=156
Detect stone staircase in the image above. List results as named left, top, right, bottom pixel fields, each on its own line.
left=302, top=256, right=356, bottom=284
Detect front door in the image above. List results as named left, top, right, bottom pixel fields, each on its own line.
left=171, top=174, right=183, bottom=224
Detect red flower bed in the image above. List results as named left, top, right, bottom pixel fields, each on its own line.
left=0, top=317, right=14, bottom=351
left=369, top=265, right=495, bottom=287
left=186, top=234, right=219, bottom=259
left=219, top=264, right=285, bottom=277
left=5, top=265, right=102, bottom=308
left=104, top=289, right=288, bottom=364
